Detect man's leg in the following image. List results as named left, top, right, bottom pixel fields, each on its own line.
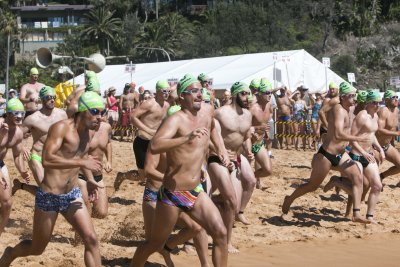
left=277, top=123, right=284, bottom=149
left=188, top=192, right=227, bottom=267
left=282, top=153, right=331, bottom=214
left=142, top=200, right=156, bottom=240
left=12, top=160, right=43, bottom=196
left=253, top=146, right=272, bottom=186
left=380, top=146, right=400, bottom=181
left=208, top=163, right=237, bottom=253
left=364, top=163, right=382, bottom=223
left=338, top=155, right=370, bottom=224
left=0, top=167, right=12, bottom=236
left=92, top=180, right=108, bottom=219
left=130, top=202, right=180, bottom=267
left=237, top=155, right=257, bottom=225
left=63, top=198, right=101, bottom=267
left=0, top=207, right=58, bottom=266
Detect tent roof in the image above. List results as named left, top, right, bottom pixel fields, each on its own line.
left=69, top=49, right=347, bottom=95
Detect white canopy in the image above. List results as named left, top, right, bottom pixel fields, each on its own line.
left=69, top=49, right=347, bottom=95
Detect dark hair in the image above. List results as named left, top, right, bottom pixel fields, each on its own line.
left=140, top=90, right=152, bottom=101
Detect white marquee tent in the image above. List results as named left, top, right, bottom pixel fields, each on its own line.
left=70, top=49, right=347, bottom=95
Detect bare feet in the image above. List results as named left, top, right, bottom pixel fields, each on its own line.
left=236, top=212, right=251, bottom=225
left=282, top=195, right=292, bottom=214
left=323, top=176, right=340, bottom=193
left=11, top=179, right=22, bottom=196
left=352, top=215, right=371, bottom=224
left=114, top=172, right=124, bottom=190
left=0, top=246, right=13, bottom=267
left=228, top=243, right=240, bottom=254
left=114, top=170, right=139, bottom=190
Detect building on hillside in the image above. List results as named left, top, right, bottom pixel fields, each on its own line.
left=10, top=4, right=93, bottom=55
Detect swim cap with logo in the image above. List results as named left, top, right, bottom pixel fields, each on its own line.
left=156, top=80, right=170, bottom=91
left=339, top=82, right=356, bottom=95
left=231, top=81, right=250, bottom=96
left=329, top=82, right=338, bottom=89
left=78, top=91, right=105, bottom=112
left=198, top=73, right=210, bottom=82
left=366, top=90, right=382, bottom=103
left=177, top=74, right=199, bottom=95
left=6, top=98, right=25, bottom=112
left=259, top=78, right=273, bottom=93
left=30, top=68, right=39, bottom=75
left=383, top=89, right=396, bottom=99
left=167, top=105, right=181, bottom=116
left=250, top=78, right=261, bottom=89
left=39, top=86, right=55, bottom=99
left=202, top=88, right=211, bottom=101
left=86, top=79, right=100, bottom=93
left=356, top=90, right=368, bottom=103
left=85, top=71, right=97, bottom=80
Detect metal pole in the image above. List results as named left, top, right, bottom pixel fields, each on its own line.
left=5, top=34, right=10, bottom=102
left=325, top=66, right=328, bottom=93
left=130, top=61, right=133, bottom=82
left=285, top=62, right=290, bottom=90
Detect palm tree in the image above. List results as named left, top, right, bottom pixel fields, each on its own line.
left=0, top=11, right=17, bottom=100
left=81, top=7, right=122, bottom=56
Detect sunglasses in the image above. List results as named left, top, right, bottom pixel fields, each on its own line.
left=42, top=95, right=56, bottom=101
left=80, top=98, right=107, bottom=116
left=161, top=89, right=171, bottom=94
left=9, top=111, right=25, bottom=117
left=390, top=96, right=398, bottom=100
left=239, top=91, right=251, bottom=96
left=262, top=91, right=272, bottom=95
left=182, top=88, right=202, bottom=94
left=370, top=101, right=380, bottom=105
left=344, top=94, right=356, bottom=98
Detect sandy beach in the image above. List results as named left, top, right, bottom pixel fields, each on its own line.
left=1, top=139, right=400, bottom=266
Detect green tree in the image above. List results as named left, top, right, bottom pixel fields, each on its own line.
left=82, top=7, right=122, bottom=55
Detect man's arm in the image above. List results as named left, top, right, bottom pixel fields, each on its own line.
left=42, top=122, right=101, bottom=172
left=66, top=86, right=85, bottom=118
left=12, top=141, right=30, bottom=182
left=377, top=108, right=400, bottom=136
left=104, top=124, right=112, bottom=172
left=333, top=106, right=367, bottom=142
left=150, top=115, right=208, bottom=154
left=318, top=98, right=332, bottom=128
left=19, top=85, right=31, bottom=104
left=118, top=95, right=124, bottom=112
left=144, top=150, right=164, bottom=182
left=130, top=100, right=156, bottom=136
left=210, top=118, right=229, bottom=166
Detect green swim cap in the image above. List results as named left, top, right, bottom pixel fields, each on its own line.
left=339, top=82, right=356, bottom=95
left=85, top=70, right=97, bottom=80
left=202, top=88, right=211, bottom=102
left=231, top=81, right=250, bottom=96
left=177, top=74, right=199, bottom=95
left=356, top=90, right=368, bottom=103
left=78, top=91, right=105, bottom=112
left=366, top=90, right=382, bottom=103
left=167, top=105, right=181, bottom=116
left=198, top=73, right=210, bottom=82
left=250, top=78, right=261, bottom=89
left=86, top=79, right=100, bottom=92
left=30, top=67, right=39, bottom=75
left=383, top=89, right=396, bottom=99
left=259, top=78, right=273, bottom=93
left=6, top=98, right=25, bottom=112
left=329, top=82, right=338, bottom=89
left=156, top=80, right=170, bottom=91
left=39, top=86, right=55, bottom=99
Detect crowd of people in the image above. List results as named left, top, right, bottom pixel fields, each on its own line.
left=0, top=67, right=399, bottom=267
